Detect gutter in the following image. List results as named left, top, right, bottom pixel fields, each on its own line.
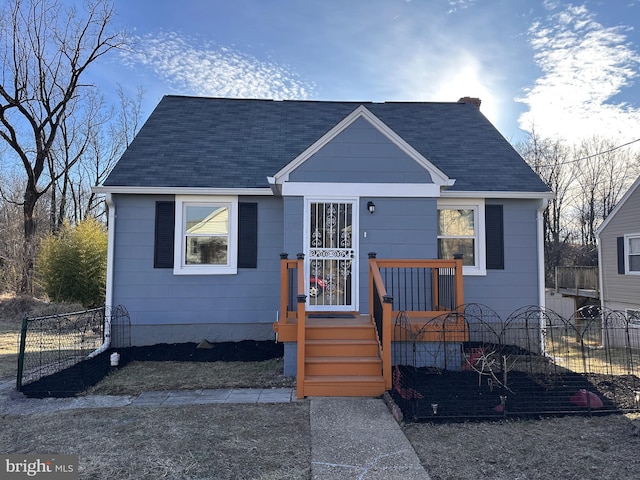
left=89, top=193, right=116, bottom=358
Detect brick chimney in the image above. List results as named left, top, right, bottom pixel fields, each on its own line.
left=457, top=97, right=481, bottom=109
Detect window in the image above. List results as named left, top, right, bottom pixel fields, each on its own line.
left=437, top=199, right=486, bottom=275
left=174, top=196, right=238, bottom=274
left=627, top=234, right=640, bottom=274
left=628, top=309, right=640, bottom=326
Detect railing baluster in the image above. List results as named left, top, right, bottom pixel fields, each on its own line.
left=368, top=257, right=465, bottom=390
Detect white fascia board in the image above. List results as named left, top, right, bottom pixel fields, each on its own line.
left=272, top=105, right=453, bottom=187
left=596, top=175, right=640, bottom=238
left=440, top=190, right=555, bottom=200
left=92, top=186, right=274, bottom=196
left=281, top=182, right=441, bottom=197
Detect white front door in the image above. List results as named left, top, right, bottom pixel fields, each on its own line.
left=305, top=199, right=358, bottom=311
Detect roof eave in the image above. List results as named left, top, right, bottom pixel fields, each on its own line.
left=440, top=190, right=555, bottom=200
left=92, top=186, right=274, bottom=196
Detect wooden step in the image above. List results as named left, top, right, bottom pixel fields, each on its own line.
left=305, top=339, right=379, bottom=357
left=298, top=314, right=386, bottom=398
left=305, top=356, right=382, bottom=376
left=303, top=375, right=386, bottom=397
left=305, top=324, right=378, bottom=341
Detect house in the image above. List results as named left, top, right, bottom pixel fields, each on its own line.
left=596, top=175, right=640, bottom=324
left=95, top=95, right=552, bottom=396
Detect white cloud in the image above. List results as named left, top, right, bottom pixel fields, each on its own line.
left=446, top=0, right=476, bottom=13
left=120, top=32, right=314, bottom=100
left=517, top=4, right=640, bottom=144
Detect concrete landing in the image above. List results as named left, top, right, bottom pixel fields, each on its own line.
left=310, top=397, right=431, bottom=479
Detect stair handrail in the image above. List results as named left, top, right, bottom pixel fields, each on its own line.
left=368, top=254, right=393, bottom=389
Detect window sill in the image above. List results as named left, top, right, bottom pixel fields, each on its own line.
left=173, top=265, right=238, bottom=275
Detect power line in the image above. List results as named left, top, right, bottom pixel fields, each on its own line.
left=526, top=137, right=640, bottom=168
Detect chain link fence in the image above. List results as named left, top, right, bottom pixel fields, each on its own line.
left=17, top=305, right=130, bottom=397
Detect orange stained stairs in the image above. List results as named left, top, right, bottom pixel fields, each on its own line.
left=301, top=315, right=386, bottom=397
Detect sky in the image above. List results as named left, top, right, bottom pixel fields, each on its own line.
left=86, top=0, right=640, bottom=147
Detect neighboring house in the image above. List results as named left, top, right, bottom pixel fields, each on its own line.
left=597, top=175, right=640, bottom=324
left=95, top=95, right=552, bottom=395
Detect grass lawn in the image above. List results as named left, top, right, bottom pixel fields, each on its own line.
left=85, top=358, right=295, bottom=395
left=0, top=403, right=310, bottom=480
left=403, top=414, right=640, bottom=480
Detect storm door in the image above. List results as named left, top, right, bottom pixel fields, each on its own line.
left=305, top=200, right=357, bottom=311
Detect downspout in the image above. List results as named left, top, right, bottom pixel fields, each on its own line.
left=537, top=198, right=549, bottom=354
left=596, top=237, right=604, bottom=310
left=89, top=193, right=116, bottom=358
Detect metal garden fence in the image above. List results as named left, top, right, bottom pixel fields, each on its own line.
left=392, top=304, right=640, bottom=421
left=16, top=305, right=131, bottom=397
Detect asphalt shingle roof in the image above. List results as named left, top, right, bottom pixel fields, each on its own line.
left=103, top=96, right=550, bottom=193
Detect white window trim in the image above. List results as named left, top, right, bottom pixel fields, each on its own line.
left=173, top=195, right=238, bottom=275
left=625, top=233, right=640, bottom=275
left=437, top=198, right=486, bottom=276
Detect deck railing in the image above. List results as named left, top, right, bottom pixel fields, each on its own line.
left=276, top=253, right=464, bottom=395
left=368, top=254, right=464, bottom=389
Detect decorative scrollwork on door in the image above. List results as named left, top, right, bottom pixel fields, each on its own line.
left=308, top=201, right=355, bottom=308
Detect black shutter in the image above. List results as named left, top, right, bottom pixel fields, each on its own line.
left=617, top=236, right=625, bottom=274
left=154, top=201, right=175, bottom=268
left=238, top=202, right=258, bottom=268
left=485, top=204, right=504, bottom=270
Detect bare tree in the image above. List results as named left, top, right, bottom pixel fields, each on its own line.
left=48, top=90, right=102, bottom=231
left=571, top=136, right=639, bottom=263
left=78, top=85, right=144, bottom=220
left=517, top=128, right=573, bottom=285
left=0, top=0, right=125, bottom=293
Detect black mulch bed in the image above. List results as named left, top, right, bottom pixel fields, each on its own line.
left=392, top=364, right=640, bottom=422
left=19, top=341, right=283, bottom=399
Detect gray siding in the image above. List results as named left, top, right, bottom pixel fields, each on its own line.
left=464, top=199, right=542, bottom=320
left=111, top=194, right=283, bottom=345
left=289, top=117, right=433, bottom=184
left=357, top=197, right=437, bottom=312
left=283, top=197, right=304, bottom=256
left=111, top=194, right=541, bottom=345
left=599, top=185, right=640, bottom=309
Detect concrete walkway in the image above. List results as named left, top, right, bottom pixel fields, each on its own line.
left=0, top=381, right=294, bottom=414
left=1, top=378, right=430, bottom=479
left=310, top=397, right=431, bottom=479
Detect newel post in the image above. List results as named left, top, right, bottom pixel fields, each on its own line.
left=296, top=293, right=307, bottom=399
left=279, top=254, right=289, bottom=324
left=382, top=294, right=393, bottom=389
left=453, top=254, right=464, bottom=310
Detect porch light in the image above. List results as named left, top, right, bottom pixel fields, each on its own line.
left=367, top=201, right=375, bottom=214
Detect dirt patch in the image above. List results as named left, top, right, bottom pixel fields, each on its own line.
left=129, top=340, right=283, bottom=362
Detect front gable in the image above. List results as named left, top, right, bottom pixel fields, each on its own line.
left=271, top=105, right=453, bottom=193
